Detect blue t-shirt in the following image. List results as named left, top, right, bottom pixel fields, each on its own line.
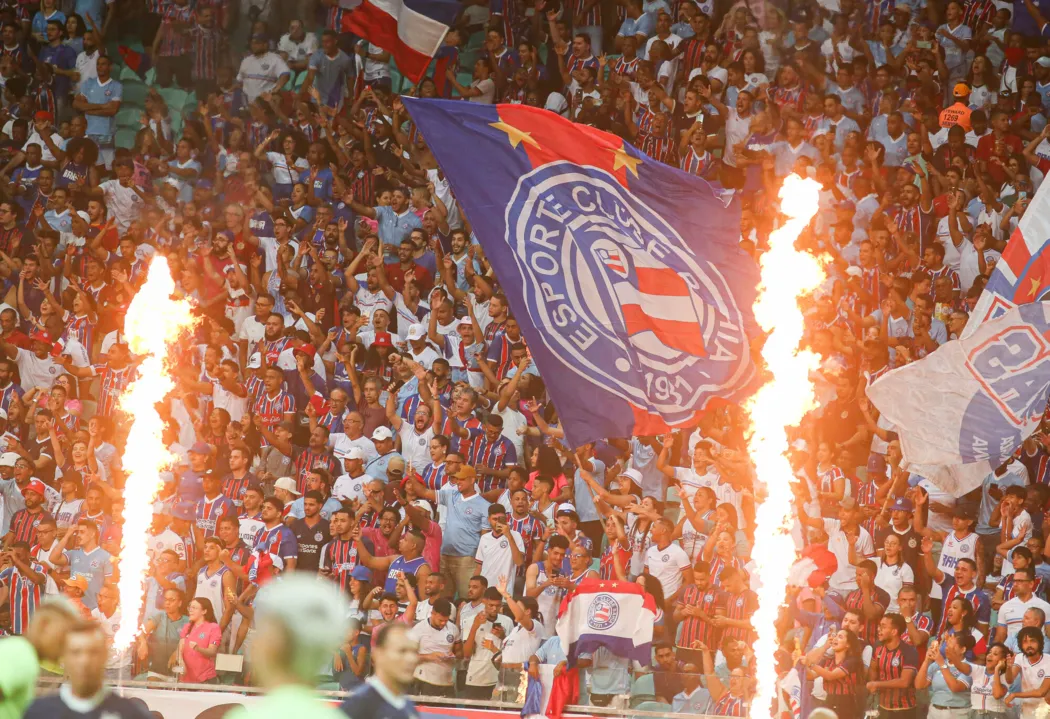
left=438, top=485, right=491, bottom=556
left=78, top=76, right=122, bottom=143
left=31, top=10, right=65, bottom=39
left=63, top=545, right=112, bottom=609
left=74, top=0, right=106, bottom=28
left=38, top=43, right=77, bottom=97
left=310, top=166, right=334, bottom=203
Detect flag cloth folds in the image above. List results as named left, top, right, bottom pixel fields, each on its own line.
left=404, top=98, right=759, bottom=448
left=340, top=0, right=459, bottom=82
left=867, top=303, right=1050, bottom=496
left=554, top=578, right=656, bottom=666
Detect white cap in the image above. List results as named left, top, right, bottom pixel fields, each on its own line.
left=844, top=266, right=863, bottom=278
left=343, top=447, right=365, bottom=461
left=406, top=323, right=427, bottom=341
left=556, top=502, right=577, bottom=515
left=274, top=476, right=301, bottom=496
left=0, top=452, right=18, bottom=467
left=252, top=573, right=351, bottom=680
left=371, top=426, right=393, bottom=441
left=411, top=499, right=434, bottom=517
left=457, top=316, right=473, bottom=327
left=619, top=468, right=643, bottom=485
left=74, top=211, right=90, bottom=224
left=247, top=352, right=262, bottom=369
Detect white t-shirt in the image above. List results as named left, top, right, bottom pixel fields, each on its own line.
left=75, top=49, right=98, bottom=92
left=1004, top=510, right=1034, bottom=575
left=824, top=519, right=875, bottom=594
left=91, top=607, right=132, bottom=669
left=14, top=346, right=64, bottom=390
left=99, top=179, right=145, bottom=235
left=1015, top=653, right=1050, bottom=719
left=999, top=595, right=1050, bottom=639
left=474, top=529, right=524, bottom=589
left=332, top=473, right=373, bottom=504
left=468, top=78, right=496, bottom=104
left=397, top=423, right=434, bottom=470
left=146, top=527, right=186, bottom=562
left=237, top=52, right=291, bottom=103
left=874, top=558, right=913, bottom=612
left=643, top=542, right=690, bottom=597
left=932, top=530, right=978, bottom=600
left=673, top=466, right=719, bottom=500
left=494, top=405, right=527, bottom=462
left=408, top=618, right=460, bottom=685
left=277, top=32, right=318, bottom=63
left=466, top=614, right=514, bottom=686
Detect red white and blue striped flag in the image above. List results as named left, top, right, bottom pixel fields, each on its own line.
left=340, top=0, right=460, bottom=83
left=555, top=578, right=656, bottom=666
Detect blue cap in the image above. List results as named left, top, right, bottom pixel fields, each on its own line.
left=890, top=497, right=914, bottom=512
left=351, top=565, right=372, bottom=581
left=171, top=503, right=194, bottom=521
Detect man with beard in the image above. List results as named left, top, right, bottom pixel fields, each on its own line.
left=1005, top=626, right=1050, bottom=717
left=866, top=614, right=919, bottom=717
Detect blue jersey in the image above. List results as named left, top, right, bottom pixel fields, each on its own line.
left=253, top=524, right=298, bottom=562
left=78, top=76, right=122, bottom=144
left=384, top=555, right=428, bottom=592
left=24, top=691, right=153, bottom=719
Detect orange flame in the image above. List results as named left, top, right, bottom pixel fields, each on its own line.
left=113, top=257, right=196, bottom=650
left=745, top=175, right=824, bottom=717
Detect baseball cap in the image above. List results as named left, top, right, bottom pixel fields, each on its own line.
left=247, top=352, right=262, bottom=369
left=22, top=479, right=47, bottom=497
left=387, top=457, right=405, bottom=475
left=351, top=564, right=372, bottom=581
left=294, top=343, right=316, bottom=358
left=33, top=110, right=53, bottom=122
left=953, top=82, right=971, bottom=98
left=372, top=332, right=394, bottom=348
left=29, top=329, right=50, bottom=343
left=890, top=497, right=914, bottom=512
left=64, top=575, right=89, bottom=590
left=74, top=210, right=90, bottom=224
left=406, top=324, right=427, bottom=341
left=171, top=503, right=194, bottom=521
left=619, top=468, right=643, bottom=486
left=845, top=266, right=863, bottom=278
left=411, top=499, right=433, bottom=517
left=556, top=502, right=578, bottom=517
left=371, top=426, right=394, bottom=441
left=0, top=452, right=19, bottom=467
left=457, top=317, right=473, bottom=327
left=1038, top=57, right=1050, bottom=68
left=188, top=441, right=212, bottom=455
left=451, top=466, right=476, bottom=481
left=274, top=476, right=302, bottom=496
left=343, top=447, right=365, bottom=461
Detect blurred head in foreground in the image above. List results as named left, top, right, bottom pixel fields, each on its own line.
left=248, top=573, right=351, bottom=689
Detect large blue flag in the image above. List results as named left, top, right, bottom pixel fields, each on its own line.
left=405, top=98, right=760, bottom=447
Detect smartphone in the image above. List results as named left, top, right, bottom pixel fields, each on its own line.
left=917, top=41, right=932, bottom=49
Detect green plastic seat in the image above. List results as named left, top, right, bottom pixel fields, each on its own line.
left=115, top=107, right=141, bottom=129
left=114, top=128, right=137, bottom=149
left=120, top=81, right=149, bottom=107
left=156, top=87, right=188, bottom=112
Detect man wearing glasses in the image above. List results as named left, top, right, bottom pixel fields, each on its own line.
left=995, top=567, right=1050, bottom=644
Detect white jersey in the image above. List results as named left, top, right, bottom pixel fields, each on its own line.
left=332, top=473, right=372, bottom=503
left=195, top=564, right=229, bottom=621
left=239, top=515, right=265, bottom=548
left=147, top=528, right=187, bottom=562
left=397, top=423, right=435, bottom=469
left=932, top=531, right=978, bottom=600
left=408, top=618, right=460, bottom=686
left=53, top=498, right=83, bottom=531
left=534, top=564, right=567, bottom=635
left=1016, top=653, right=1050, bottom=719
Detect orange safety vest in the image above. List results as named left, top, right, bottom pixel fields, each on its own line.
left=939, top=102, right=973, bottom=131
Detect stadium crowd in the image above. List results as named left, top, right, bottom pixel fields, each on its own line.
left=2, top=0, right=1050, bottom=716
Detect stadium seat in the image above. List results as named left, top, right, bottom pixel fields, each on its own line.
left=120, top=81, right=150, bottom=108
left=156, top=87, right=188, bottom=114
left=629, top=672, right=657, bottom=707
left=115, top=107, right=141, bottom=130
left=114, top=128, right=137, bottom=150
left=633, top=700, right=672, bottom=714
